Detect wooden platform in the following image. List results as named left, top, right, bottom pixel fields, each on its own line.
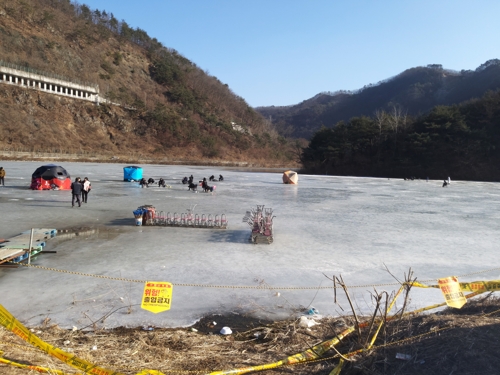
left=0, top=228, right=57, bottom=265
left=0, top=248, right=26, bottom=265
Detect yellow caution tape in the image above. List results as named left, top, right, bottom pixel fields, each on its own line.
left=0, top=301, right=352, bottom=375
left=0, top=355, right=79, bottom=374
left=0, top=304, right=125, bottom=375
left=457, top=280, right=500, bottom=292
left=0, top=356, right=166, bottom=375
left=0, top=302, right=352, bottom=375
left=368, top=284, right=404, bottom=349
left=412, top=280, right=500, bottom=292
left=211, top=289, right=490, bottom=375
left=207, top=326, right=355, bottom=375
left=329, top=358, right=344, bottom=375
left=403, top=290, right=486, bottom=316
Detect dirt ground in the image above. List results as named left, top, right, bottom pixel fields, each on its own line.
left=1, top=294, right=499, bottom=375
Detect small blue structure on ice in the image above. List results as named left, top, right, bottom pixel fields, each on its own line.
left=123, top=166, right=143, bottom=182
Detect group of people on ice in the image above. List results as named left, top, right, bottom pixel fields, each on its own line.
left=209, top=175, right=223, bottom=181
left=139, top=177, right=168, bottom=188
left=71, top=177, right=92, bottom=207
left=138, top=173, right=223, bottom=192
left=182, top=174, right=222, bottom=192
left=402, top=176, right=452, bottom=187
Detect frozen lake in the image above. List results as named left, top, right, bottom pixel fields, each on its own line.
left=1, top=161, right=499, bottom=329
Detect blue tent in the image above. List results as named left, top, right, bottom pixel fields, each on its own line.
left=123, top=166, right=143, bottom=181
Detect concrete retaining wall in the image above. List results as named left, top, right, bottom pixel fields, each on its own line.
left=0, top=66, right=100, bottom=103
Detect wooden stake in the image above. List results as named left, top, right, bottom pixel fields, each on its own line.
left=27, top=228, right=34, bottom=265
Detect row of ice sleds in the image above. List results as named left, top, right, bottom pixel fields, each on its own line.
left=133, top=205, right=228, bottom=228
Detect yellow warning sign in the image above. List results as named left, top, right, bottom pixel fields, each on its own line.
left=438, top=276, right=467, bottom=309
left=141, top=281, right=173, bottom=313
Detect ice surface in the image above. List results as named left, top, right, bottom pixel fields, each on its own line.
left=1, top=161, right=499, bottom=329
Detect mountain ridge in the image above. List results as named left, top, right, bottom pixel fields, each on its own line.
left=256, top=60, right=500, bottom=139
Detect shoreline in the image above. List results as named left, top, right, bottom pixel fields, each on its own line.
left=0, top=151, right=302, bottom=171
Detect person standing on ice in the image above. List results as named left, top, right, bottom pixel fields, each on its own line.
left=71, top=177, right=83, bottom=207
left=0, top=167, right=5, bottom=186
left=82, top=177, right=91, bottom=203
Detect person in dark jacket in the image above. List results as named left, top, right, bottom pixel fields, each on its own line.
left=158, top=178, right=166, bottom=187
left=71, top=177, right=83, bottom=207
left=201, top=178, right=214, bottom=192
left=139, top=178, right=148, bottom=188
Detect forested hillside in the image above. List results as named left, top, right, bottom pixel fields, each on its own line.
left=301, top=90, right=500, bottom=181
left=0, top=0, right=295, bottom=166
left=257, top=61, right=500, bottom=139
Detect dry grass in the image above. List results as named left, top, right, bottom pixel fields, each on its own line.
left=1, top=295, right=499, bottom=375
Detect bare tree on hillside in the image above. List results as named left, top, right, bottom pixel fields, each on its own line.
left=385, top=104, right=408, bottom=155
left=387, top=104, right=408, bottom=135
left=374, top=109, right=388, bottom=137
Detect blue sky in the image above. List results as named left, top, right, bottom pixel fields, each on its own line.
left=80, top=0, right=499, bottom=107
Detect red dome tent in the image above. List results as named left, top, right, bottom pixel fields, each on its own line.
left=30, top=164, right=71, bottom=190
